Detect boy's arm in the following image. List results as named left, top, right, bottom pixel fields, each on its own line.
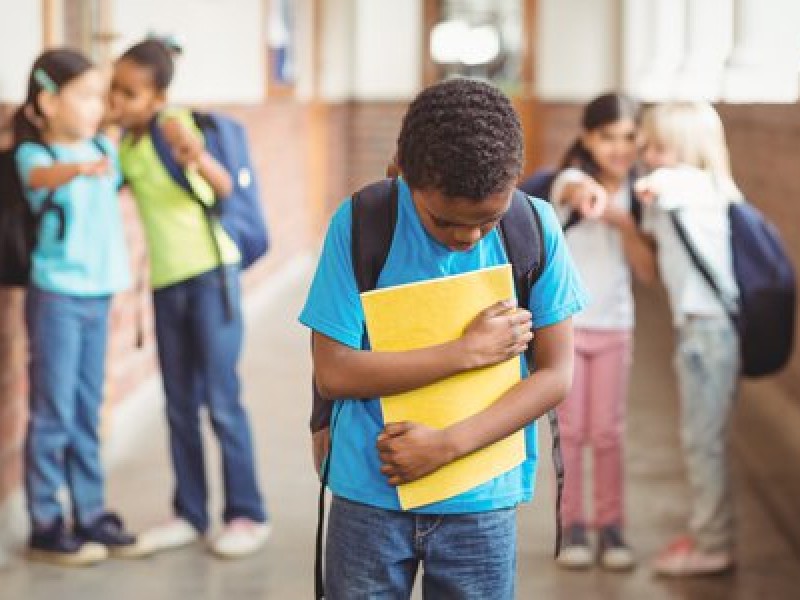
left=377, top=318, right=574, bottom=485
left=312, top=299, right=532, bottom=400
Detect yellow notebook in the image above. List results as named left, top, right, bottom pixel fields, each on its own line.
left=361, top=264, right=526, bottom=510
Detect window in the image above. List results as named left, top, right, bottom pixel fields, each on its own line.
left=267, top=0, right=297, bottom=95
left=428, top=0, right=525, bottom=94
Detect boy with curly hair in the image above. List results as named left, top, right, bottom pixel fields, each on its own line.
left=300, top=78, right=588, bottom=598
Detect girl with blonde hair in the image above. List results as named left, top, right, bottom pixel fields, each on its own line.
left=636, top=101, right=741, bottom=577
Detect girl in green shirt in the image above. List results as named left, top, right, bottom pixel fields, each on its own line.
left=110, top=38, right=269, bottom=559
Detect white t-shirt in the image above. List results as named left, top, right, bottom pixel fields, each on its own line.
left=640, top=166, right=739, bottom=327
left=551, top=168, right=634, bottom=330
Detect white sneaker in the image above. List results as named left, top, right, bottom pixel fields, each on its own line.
left=210, top=518, right=271, bottom=559
left=138, top=518, right=199, bottom=555
left=598, top=525, right=636, bottom=572
left=556, top=524, right=592, bottom=570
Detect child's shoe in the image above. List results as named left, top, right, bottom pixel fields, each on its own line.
left=137, top=517, right=200, bottom=555
left=597, top=524, right=635, bottom=571
left=556, top=523, right=592, bottom=570
left=76, top=512, right=151, bottom=558
left=28, top=517, right=108, bottom=567
left=651, top=535, right=734, bottom=576
left=210, top=518, right=271, bottom=558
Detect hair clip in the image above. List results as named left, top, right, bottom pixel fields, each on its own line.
left=147, top=31, right=184, bottom=54
left=34, top=68, right=58, bottom=93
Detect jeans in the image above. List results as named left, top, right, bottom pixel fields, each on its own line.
left=674, top=316, right=739, bottom=552
left=326, top=496, right=517, bottom=600
left=558, top=329, right=632, bottom=529
left=25, top=287, right=110, bottom=529
left=153, top=265, right=266, bottom=533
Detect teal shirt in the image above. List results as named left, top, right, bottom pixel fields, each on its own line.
left=16, top=137, right=131, bottom=296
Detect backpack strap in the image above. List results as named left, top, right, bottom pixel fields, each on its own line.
left=310, top=178, right=399, bottom=433
left=351, top=178, right=399, bottom=292
left=149, top=114, right=234, bottom=319
left=499, top=192, right=564, bottom=559
left=498, top=190, right=546, bottom=309
left=313, top=177, right=398, bottom=599
left=33, top=144, right=65, bottom=241
left=28, top=137, right=113, bottom=245
left=669, top=209, right=739, bottom=321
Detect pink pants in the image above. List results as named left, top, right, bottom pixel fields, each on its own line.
left=558, top=328, right=632, bottom=528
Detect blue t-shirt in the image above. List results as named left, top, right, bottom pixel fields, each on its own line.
left=16, top=137, right=131, bottom=296
left=299, top=179, right=589, bottom=514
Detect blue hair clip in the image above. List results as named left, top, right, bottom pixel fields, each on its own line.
left=147, top=31, right=183, bottom=54
left=34, top=68, right=58, bottom=93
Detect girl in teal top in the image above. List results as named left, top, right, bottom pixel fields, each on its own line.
left=13, top=48, right=146, bottom=566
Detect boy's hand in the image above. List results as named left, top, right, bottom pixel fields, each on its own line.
left=460, top=300, right=532, bottom=370
left=161, top=117, right=205, bottom=167
left=79, top=158, right=111, bottom=177
left=312, top=427, right=330, bottom=476
left=377, top=422, right=454, bottom=485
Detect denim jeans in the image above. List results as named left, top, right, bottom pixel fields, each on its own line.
left=326, top=496, right=517, bottom=600
left=674, top=316, right=739, bottom=552
left=153, top=265, right=266, bottom=533
left=25, top=287, right=111, bottom=529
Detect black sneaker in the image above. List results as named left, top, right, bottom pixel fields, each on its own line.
left=75, top=512, right=151, bottom=559
left=556, top=523, right=592, bottom=570
left=597, top=524, right=635, bottom=571
left=29, top=516, right=108, bottom=567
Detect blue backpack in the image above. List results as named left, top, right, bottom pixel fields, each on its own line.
left=670, top=201, right=796, bottom=377
left=150, top=111, right=270, bottom=270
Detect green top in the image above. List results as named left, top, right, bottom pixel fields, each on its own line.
left=119, top=108, right=240, bottom=289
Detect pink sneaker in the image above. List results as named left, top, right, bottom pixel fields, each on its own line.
left=651, top=536, right=734, bottom=577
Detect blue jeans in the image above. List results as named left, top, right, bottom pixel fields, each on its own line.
left=674, top=316, right=739, bottom=552
left=25, top=287, right=110, bottom=529
left=326, top=497, right=517, bottom=599
left=153, top=265, right=266, bottom=533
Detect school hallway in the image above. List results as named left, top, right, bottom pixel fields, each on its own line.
left=0, top=258, right=796, bottom=600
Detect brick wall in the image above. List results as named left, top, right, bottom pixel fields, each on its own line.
left=348, top=102, right=408, bottom=191
left=718, top=104, right=800, bottom=403
left=0, top=103, right=26, bottom=505
left=0, top=99, right=319, bottom=506
left=535, top=103, right=583, bottom=170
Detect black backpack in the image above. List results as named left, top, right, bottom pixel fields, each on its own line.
left=0, top=145, right=43, bottom=286
left=0, top=139, right=107, bottom=287
left=312, top=178, right=565, bottom=599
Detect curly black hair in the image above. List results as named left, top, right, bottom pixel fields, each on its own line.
left=396, top=78, right=523, bottom=200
